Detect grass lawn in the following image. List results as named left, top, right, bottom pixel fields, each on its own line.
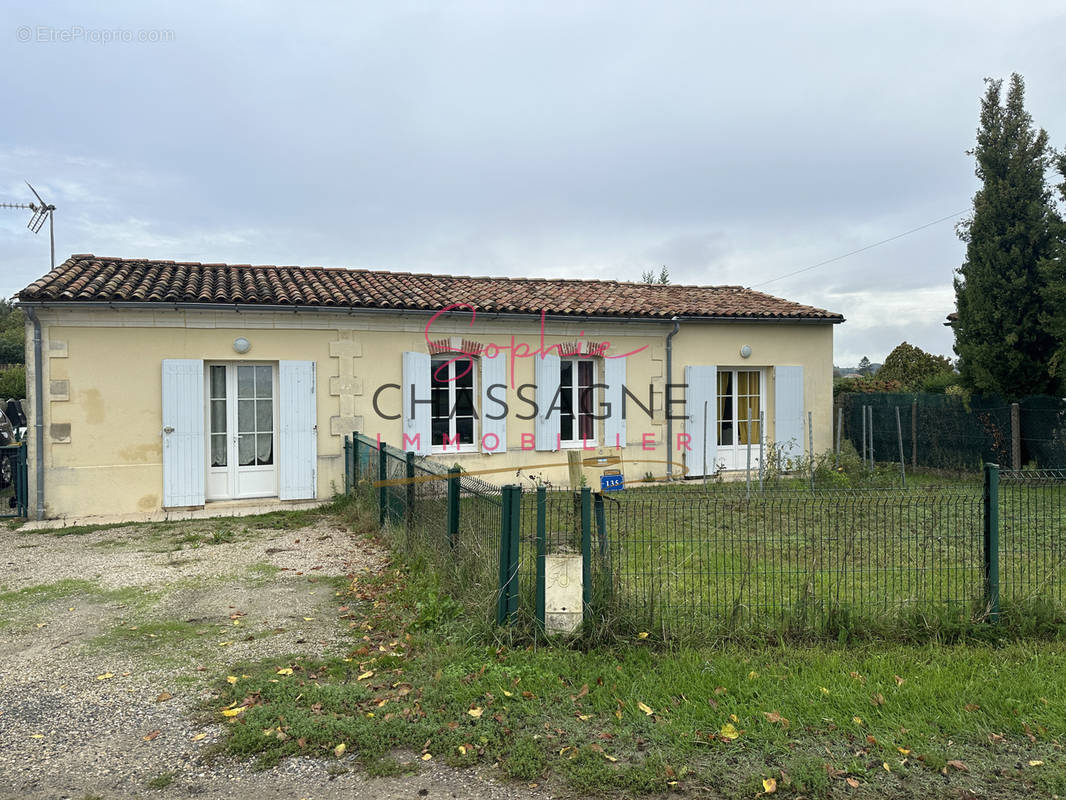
left=208, top=499, right=1066, bottom=798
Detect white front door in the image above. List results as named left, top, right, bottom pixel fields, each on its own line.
left=715, top=368, right=765, bottom=471
left=205, top=363, right=279, bottom=500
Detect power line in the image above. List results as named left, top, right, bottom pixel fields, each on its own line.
left=750, top=210, right=967, bottom=289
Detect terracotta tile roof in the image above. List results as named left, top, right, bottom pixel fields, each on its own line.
left=18, top=254, right=844, bottom=322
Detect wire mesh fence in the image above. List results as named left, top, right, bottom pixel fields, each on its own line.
left=343, top=434, right=1066, bottom=640
left=999, top=469, right=1066, bottom=608
left=597, top=488, right=986, bottom=637
left=836, top=392, right=1066, bottom=472
left=346, top=434, right=504, bottom=623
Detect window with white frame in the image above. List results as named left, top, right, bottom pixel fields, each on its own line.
left=430, top=357, right=476, bottom=449
left=717, top=369, right=762, bottom=447
left=559, top=358, right=597, bottom=445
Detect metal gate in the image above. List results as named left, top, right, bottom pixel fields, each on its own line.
left=0, top=444, right=29, bottom=519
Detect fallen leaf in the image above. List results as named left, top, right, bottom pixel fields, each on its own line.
left=468, top=707, right=484, bottom=718
left=577, top=714, right=591, bottom=721
left=156, top=692, right=173, bottom=703
left=357, top=671, right=374, bottom=681
left=748, top=670, right=759, bottom=680
left=191, top=733, right=207, bottom=741
left=604, top=753, right=618, bottom=762
left=963, top=703, right=980, bottom=712
left=637, top=702, right=654, bottom=716
left=221, top=706, right=246, bottom=717
left=276, top=668, right=293, bottom=675
left=96, top=673, right=114, bottom=681
left=226, top=676, right=238, bottom=684
left=897, top=747, right=911, bottom=755
left=1029, top=760, right=1044, bottom=767
left=714, top=686, right=728, bottom=695
left=882, top=762, right=891, bottom=772
left=421, top=753, right=432, bottom=761
left=303, top=617, right=315, bottom=621
left=334, top=743, right=346, bottom=757
left=719, top=723, right=740, bottom=740
left=637, top=632, right=649, bottom=639
left=762, top=777, right=777, bottom=794
left=894, top=675, right=905, bottom=686
left=852, top=716, right=863, bottom=726
left=29, top=734, right=44, bottom=739
left=573, top=683, right=589, bottom=701
left=763, top=711, right=789, bottom=728
left=143, top=730, right=161, bottom=741
left=820, top=687, right=830, bottom=696
left=849, top=671, right=866, bottom=683
left=871, top=693, right=885, bottom=706
left=946, top=760, right=968, bottom=772
left=846, top=777, right=860, bottom=788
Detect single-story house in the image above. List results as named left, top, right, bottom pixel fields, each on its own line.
left=18, top=254, right=843, bottom=520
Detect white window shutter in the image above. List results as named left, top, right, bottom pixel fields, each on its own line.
left=534, top=354, right=560, bottom=451
left=279, top=360, right=317, bottom=500
left=480, top=353, right=507, bottom=453
left=161, top=359, right=205, bottom=508
left=604, top=356, right=626, bottom=448
left=402, top=352, right=431, bottom=455
left=684, top=365, right=717, bottom=478
left=774, top=365, right=805, bottom=464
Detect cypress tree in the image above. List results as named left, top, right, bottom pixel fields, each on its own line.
left=953, top=74, right=1059, bottom=398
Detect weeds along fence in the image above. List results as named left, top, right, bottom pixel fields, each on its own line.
left=345, top=433, right=504, bottom=623
left=344, top=434, right=1066, bottom=640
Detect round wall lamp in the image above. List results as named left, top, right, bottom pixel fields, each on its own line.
left=740, top=344, right=752, bottom=359
left=233, top=337, right=251, bottom=354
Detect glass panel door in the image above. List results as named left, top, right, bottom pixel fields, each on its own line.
left=205, top=363, right=278, bottom=501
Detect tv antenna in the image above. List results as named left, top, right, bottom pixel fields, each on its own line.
left=1, top=182, right=56, bottom=268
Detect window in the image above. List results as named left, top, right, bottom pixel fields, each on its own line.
left=717, top=369, right=762, bottom=447
left=431, top=358, right=476, bottom=449
left=237, top=364, right=274, bottom=466
left=560, top=358, right=596, bottom=444
left=209, top=365, right=227, bottom=467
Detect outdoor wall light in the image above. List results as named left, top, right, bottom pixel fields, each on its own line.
left=740, top=344, right=752, bottom=359
left=233, top=337, right=251, bottom=354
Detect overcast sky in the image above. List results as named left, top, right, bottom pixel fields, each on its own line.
left=2, top=1, right=1064, bottom=366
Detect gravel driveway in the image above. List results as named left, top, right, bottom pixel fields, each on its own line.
left=0, top=513, right=548, bottom=800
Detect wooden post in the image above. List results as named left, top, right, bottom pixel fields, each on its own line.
left=1011, top=402, right=1021, bottom=469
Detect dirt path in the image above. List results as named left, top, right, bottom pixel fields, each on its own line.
left=0, top=515, right=550, bottom=800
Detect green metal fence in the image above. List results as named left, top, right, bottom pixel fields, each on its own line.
left=343, top=441, right=1065, bottom=639
left=345, top=433, right=504, bottom=623
left=0, top=443, right=29, bottom=519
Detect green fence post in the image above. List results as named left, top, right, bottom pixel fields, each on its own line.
left=594, top=492, right=607, bottom=560
left=507, top=485, right=522, bottom=622
left=378, top=440, right=387, bottom=528
left=580, top=487, right=592, bottom=622
left=352, top=432, right=360, bottom=488
left=405, top=451, right=416, bottom=530
left=496, top=485, right=515, bottom=626
left=983, top=462, right=1000, bottom=624
left=343, top=435, right=351, bottom=494
left=535, top=485, right=546, bottom=630
left=447, top=467, right=460, bottom=549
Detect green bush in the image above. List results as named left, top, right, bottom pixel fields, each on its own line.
left=0, top=366, right=25, bottom=400
left=918, top=370, right=962, bottom=394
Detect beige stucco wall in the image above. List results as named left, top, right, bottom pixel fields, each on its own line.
left=24, top=307, right=835, bottom=519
